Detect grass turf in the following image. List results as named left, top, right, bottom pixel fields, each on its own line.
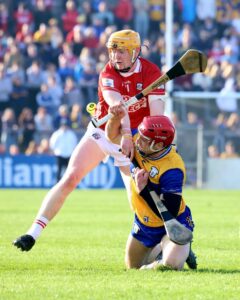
left=0, top=189, right=239, bottom=300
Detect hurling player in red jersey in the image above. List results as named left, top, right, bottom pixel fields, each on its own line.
left=13, top=30, right=166, bottom=252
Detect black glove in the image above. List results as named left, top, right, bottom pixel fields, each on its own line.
left=13, top=234, right=36, bottom=251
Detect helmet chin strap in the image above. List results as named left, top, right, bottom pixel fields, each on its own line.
left=114, top=49, right=139, bottom=73
left=115, top=65, right=131, bottom=73
left=137, top=141, right=170, bottom=158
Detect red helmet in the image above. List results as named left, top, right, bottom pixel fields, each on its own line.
left=138, top=116, right=175, bottom=148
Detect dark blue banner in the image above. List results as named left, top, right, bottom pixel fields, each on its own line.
left=0, top=155, right=124, bottom=189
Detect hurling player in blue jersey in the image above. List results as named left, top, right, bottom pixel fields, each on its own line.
left=105, top=103, right=197, bottom=270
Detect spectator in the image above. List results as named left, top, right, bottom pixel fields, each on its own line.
left=79, top=1, right=93, bottom=27
left=33, top=0, right=53, bottom=31
left=133, top=0, right=149, bottom=41
left=212, top=113, right=227, bottom=153
left=33, top=23, right=51, bottom=45
left=6, top=61, right=25, bottom=84
left=220, top=141, right=239, bottom=159
left=196, top=0, right=215, bottom=20
left=207, top=144, right=220, bottom=158
left=36, top=83, right=55, bottom=115
left=23, top=43, right=39, bottom=69
left=114, top=0, right=133, bottom=30
left=13, top=2, right=33, bottom=34
left=0, top=3, right=9, bottom=33
left=176, top=23, right=196, bottom=53
left=0, top=68, right=13, bottom=113
left=53, top=104, right=69, bottom=129
left=26, top=60, right=44, bottom=112
left=58, top=54, right=75, bottom=83
left=49, top=118, right=78, bottom=181
left=74, top=46, right=95, bottom=81
left=65, top=23, right=85, bottom=56
left=61, top=0, right=79, bottom=34
left=208, top=39, right=224, bottom=64
left=25, top=140, right=38, bottom=155
left=69, top=103, right=86, bottom=133
left=10, top=77, right=28, bottom=118
left=93, top=1, right=114, bottom=28
left=61, top=42, right=77, bottom=69
left=9, top=143, right=20, bottom=155
left=37, top=137, right=51, bottom=154
left=0, top=142, right=6, bottom=154
left=62, top=76, right=82, bottom=107
left=4, top=43, right=24, bottom=69
left=79, top=61, right=98, bottom=105
left=0, top=108, right=19, bottom=152
left=47, top=75, right=63, bottom=109
left=48, top=18, right=64, bottom=62
left=18, top=108, right=35, bottom=152
left=42, top=63, right=61, bottom=85
left=83, top=26, right=99, bottom=49
left=226, top=113, right=240, bottom=133
left=34, top=106, right=53, bottom=142
left=148, top=0, right=164, bottom=37
left=16, top=23, right=33, bottom=51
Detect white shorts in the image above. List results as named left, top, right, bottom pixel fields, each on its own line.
left=82, top=122, right=131, bottom=167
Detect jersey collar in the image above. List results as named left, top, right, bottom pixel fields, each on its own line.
left=120, top=58, right=141, bottom=77
left=147, top=146, right=172, bottom=161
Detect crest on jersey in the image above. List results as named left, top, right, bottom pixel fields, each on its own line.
left=92, top=133, right=101, bottom=140
left=136, top=83, right=143, bottom=90
left=143, top=216, right=149, bottom=223
left=149, top=166, right=159, bottom=178
left=102, top=78, right=114, bottom=87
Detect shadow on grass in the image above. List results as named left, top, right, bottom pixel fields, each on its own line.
left=194, top=268, right=240, bottom=274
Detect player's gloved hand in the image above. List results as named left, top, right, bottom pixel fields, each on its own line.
left=13, top=234, right=35, bottom=251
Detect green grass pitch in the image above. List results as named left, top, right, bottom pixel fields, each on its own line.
left=0, top=189, right=239, bottom=300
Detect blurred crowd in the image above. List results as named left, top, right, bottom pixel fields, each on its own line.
left=0, top=0, right=239, bottom=158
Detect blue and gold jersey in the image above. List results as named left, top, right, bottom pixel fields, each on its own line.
left=131, top=133, right=186, bottom=227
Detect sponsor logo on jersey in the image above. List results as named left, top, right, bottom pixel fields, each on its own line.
left=149, top=166, right=159, bottom=178
left=102, top=78, right=114, bottom=87
left=122, top=95, right=148, bottom=112
left=136, top=83, right=143, bottom=90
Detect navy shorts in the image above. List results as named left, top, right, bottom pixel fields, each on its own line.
left=131, top=206, right=194, bottom=248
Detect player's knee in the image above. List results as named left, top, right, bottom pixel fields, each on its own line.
left=162, top=257, right=184, bottom=270
left=125, top=256, right=140, bottom=269
left=61, top=168, right=82, bottom=190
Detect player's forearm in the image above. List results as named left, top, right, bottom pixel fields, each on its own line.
left=120, top=112, right=131, bottom=131
left=105, top=116, right=122, bottom=144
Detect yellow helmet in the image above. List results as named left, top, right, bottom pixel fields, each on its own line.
left=107, top=30, right=141, bottom=63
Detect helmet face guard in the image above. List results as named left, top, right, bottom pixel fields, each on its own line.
left=138, top=116, right=175, bottom=152
left=107, top=30, right=141, bottom=71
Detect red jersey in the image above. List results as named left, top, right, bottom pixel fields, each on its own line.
left=97, top=57, right=165, bottom=130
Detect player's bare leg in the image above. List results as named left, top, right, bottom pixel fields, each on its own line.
left=36, top=138, right=106, bottom=220
left=119, top=166, right=133, bottom=210
left=144, top=243, right=162, bottom=264
left=125, top=234, right=153, bottom=269
left=141, top=235, right=190, bottom=270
